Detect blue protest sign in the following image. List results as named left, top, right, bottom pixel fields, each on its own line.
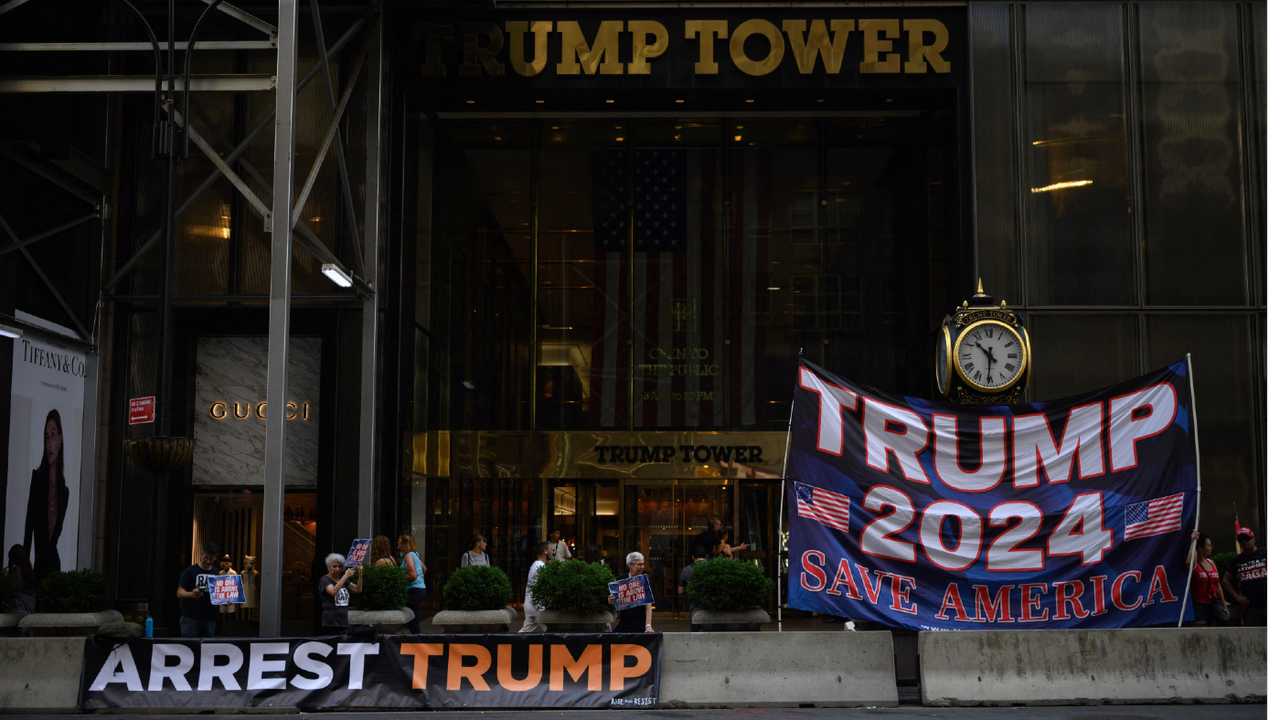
left=609, top=575, right=654, bottom=611
left=209, top=575, right=245, bottom=605
left=786, top=358, right=1197, bottom=630
left=346, top=539, right=371, bottom=567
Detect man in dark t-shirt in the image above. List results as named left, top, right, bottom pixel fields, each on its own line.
left=1224, top=527, right=1267, bottom=627
left=176, top=543, right=220, bottom=638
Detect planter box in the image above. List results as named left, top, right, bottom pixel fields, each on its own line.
left=432, top=607, right=518, bottom=633
left=0, top=611, right=28, bottom=637
left=348, top=608, right=413, bottom=635
left=18, top=610, right=123, bottom=637
left=691, top=607, right=771, bottom=632
left=537, top=609, right=616, bottom=633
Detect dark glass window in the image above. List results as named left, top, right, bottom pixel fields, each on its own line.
left=1138, top=4, right=1248, bottom=306
left=1025, top=314, right=1138, bottom=400
left=1023, top=3, right=1134, bottom=306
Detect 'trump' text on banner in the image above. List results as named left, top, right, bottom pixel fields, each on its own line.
left=785, top=358, right=1197, bottom=630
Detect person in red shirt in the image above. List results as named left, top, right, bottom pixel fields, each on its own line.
left=1186, top=530, right=1228, bottom=626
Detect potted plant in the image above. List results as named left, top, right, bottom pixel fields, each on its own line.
left=0, top=568, right=27, bottom=636
left=349, top=563, right=413, bottom=634
left=528, top=559, right=616, bottom=632
left=19, top=569, right=122, bottom=637
left=685, top=558, right=775, bottom=631
left=432, top=565, right=516, bottom=633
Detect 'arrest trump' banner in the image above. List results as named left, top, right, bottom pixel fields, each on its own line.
left=80, top=634, right=661, bottom=709
left=786, top=358, right=1197, bottom=630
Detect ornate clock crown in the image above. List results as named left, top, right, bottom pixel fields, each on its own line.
left=953, top=278, right=1018, bottom=328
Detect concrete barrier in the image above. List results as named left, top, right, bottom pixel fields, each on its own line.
left=658, top=631, right=898, bottom=708
left=0, top=637, right=84, bottom=711
left=3, top=631, right=900, bottom=711
left=919, top=627, right=1266, bottom=706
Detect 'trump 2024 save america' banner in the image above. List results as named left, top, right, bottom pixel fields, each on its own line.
left=80, top=635, right=661, bottom=710
left=787, top=358, right=1196, bottom=630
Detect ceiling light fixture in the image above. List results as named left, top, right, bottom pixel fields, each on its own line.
left=0, top=323, right=22, bottom=339
left=321, top=263, right=353, bottom=288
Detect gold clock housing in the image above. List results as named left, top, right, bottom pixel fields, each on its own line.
left=952, top=319, right=1029, bottom=394
left=935, top=323, right=953, bottom=396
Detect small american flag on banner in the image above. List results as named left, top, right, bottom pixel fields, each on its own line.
left=1124, top=493, right=1184, bottom=541
left=796, top=481, right=850, bottom=532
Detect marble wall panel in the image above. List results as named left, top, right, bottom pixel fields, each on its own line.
left=192, top=337, right=321, bottom=486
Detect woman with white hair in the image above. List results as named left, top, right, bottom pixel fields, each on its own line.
left=319, top=552, right=363, bottom=633
left=609, top=551, right=655, bottom=633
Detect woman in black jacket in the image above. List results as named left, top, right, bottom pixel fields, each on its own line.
left=23, top=409, right=68, bottom=586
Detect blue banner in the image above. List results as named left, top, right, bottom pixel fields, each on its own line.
left=786, top=358, right=1196, bottom=630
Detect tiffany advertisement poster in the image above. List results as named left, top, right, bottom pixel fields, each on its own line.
left=4, top=311, right=86, bottom=588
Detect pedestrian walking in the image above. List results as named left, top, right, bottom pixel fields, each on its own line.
left=610, top=552, right=655, bottom=633
left=370, top=536, right=396, bottom=566
left=678, top=545, right=709, bottom=630
left=549, top=529, right=572, bottom=561
left=319, top=552, right=363, bottom=634
left=461, top=534, right=490, bottom=567
left=1224, top=527, right=1266, bottom=626
left=176, top=543, right=219, bottom=638
left=521, top=541, right=552, bottom=633
left=399, top=533, right=427, bottom=634
left=1186, top=530, right=1228, bottom=626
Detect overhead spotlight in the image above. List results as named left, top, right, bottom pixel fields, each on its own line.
left=321, top=263, right=353, bottom=288
left=675, top=99, right=685, bottom=103
left=462, top=380, right=476, bottom=390
left=605, top=99, right=615, bottom=103
left=536, top=99, right=545, bottom=104
left=0, top=323, right=22, bottom=339
left=745, top=99, right=755, bottom=103
left=466, top=100, right=476, bottom=104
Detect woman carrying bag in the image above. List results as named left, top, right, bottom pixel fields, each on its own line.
left=461, top=534, right=489, bottom=567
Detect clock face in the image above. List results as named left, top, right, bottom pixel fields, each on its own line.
left=954, top=321, right=1026, bottom=392
left=936, top=328, right=951, bottom=394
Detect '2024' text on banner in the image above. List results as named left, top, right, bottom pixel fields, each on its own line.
left=79, top=635, right=662, bottom=709
left=786, top=357, right=1196, bottom=630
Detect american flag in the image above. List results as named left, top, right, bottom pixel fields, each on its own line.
left=795, top=481, right=850, bottom=532
left=588, top=148, right=767, bottom=427
left=1123, top=493, right=1184, bottom=541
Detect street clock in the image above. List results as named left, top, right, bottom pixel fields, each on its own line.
left=936, top=280, right=1030, bottom=405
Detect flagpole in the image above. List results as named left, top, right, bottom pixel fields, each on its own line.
left=1178, top=353, right=1203, bottom=628
left=777, top=349, right=802, bottom=632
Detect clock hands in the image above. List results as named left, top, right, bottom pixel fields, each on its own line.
left=976, top=343, right=997, bottom=385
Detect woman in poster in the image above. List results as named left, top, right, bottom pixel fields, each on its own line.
left=23, top=409, right=68, bottom=585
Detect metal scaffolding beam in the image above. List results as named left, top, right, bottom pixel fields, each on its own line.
left=0, top=74, right=276, bottom=93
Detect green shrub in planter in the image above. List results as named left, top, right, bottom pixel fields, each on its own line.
left=356, top=563, right=409, bottom=611
left=37, top=569, right=108, bottom=613
left=0, top=569, right=20, bottom=612
left=686, top=558, right=775, bottom=612
left=528, top=559, right=614, bottom=615
left=1210, top=552, right=1236, bottom=573
left=441, top=566, right=512, bottom=611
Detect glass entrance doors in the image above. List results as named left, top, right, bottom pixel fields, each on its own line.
left=623, top=481, right=734, bottom=612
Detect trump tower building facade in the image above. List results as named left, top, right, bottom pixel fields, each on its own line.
left=0, top=0, right=1265, bottom=635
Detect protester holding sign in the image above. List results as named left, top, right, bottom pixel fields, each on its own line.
left=610, top=552, right=655, bottom=633
left=319, top=552, right=363, bottom=633
left=176, top=543, right=219, bottom=638
left=1187, top=531, right=1228, bottom=626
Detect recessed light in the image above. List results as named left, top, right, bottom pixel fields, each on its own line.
left=816, top=98, right=825, bottom=103
left=734, top=135, right=742, bottom=142
left=606, top=99, right=614, bottom=103
left=536, top=99, right=544, bottom=104
left=886, top=98, right=894, bottom=103
left=551, top=126, right=559, bottom=130
left=745, top=99, right=754, bottom=103
left=615, top=137, right=624, bottom=142
left=675, top=99, right=684, bottom=103
left=615, top=126, right=622, bottom=130
left=494, top=136, right=502, bottom=141
left=466, top=100, right=475, bottom=104
left=736, top=125, right=743, bottom=129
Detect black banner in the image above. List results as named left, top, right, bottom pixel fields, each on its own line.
left=79, top=634, right=662, bottom=710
